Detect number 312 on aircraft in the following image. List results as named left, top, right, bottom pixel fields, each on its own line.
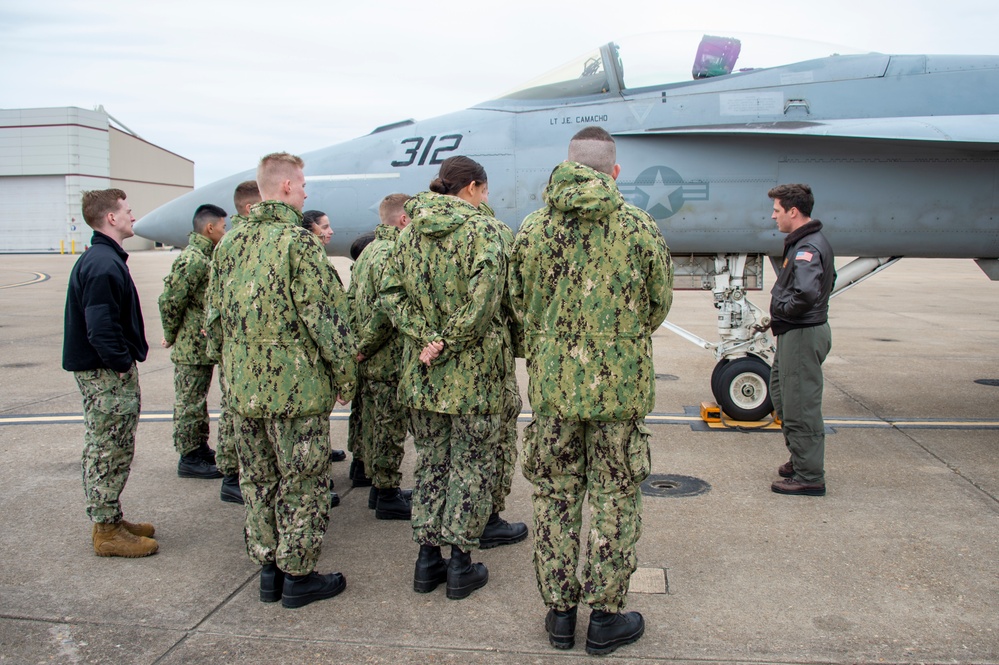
left=391, top=134, right=463, bottom=168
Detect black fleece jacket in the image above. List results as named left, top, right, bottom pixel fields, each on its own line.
left=63, top=231, right=149, bottom=373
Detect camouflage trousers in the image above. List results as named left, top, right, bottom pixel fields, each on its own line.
left=232, top=413, right=332, bottom=575
left=492, top=373, right=522, bottom=513
left=74, top=364, right=140, bottom=524
left=173, top=363, right=237, bottom=475
left=521, top=416, right=651, bottom=612
left=346, top=376, right=364, bottom=464
left=172, top=363, right=212, bottom=456
left=360, top=379, right=408, bottom=489
left=215, top=367, right=237, bottom=477
left=409, top=408, right=499, bottom=551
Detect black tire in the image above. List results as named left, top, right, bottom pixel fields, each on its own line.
left=716, top=356, right=773, bottom=421
left=710, top=359, right=730, bottom=404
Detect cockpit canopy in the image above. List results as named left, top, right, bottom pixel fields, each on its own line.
left=499, top=31, right=864, bottom=101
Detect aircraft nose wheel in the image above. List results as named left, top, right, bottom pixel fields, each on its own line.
left=711, top=356, right=773, bottom=422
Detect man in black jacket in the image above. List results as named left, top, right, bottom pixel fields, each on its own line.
left=767, top=184, right=835, bottom=496
left=63, top=189, right=158, bottom=557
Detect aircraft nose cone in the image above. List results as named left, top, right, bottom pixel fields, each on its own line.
left=135, top=200, right=190, bottom=248
left=134, top=170, right=252, bottom=248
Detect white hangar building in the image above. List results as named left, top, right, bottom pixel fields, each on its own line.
left=0, top=106, right=193, bottom=253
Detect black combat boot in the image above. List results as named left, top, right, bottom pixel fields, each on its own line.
left=479, top=512, right=528, bottom=549
left=375, top=487, right=412, bottom=520
left=545, top=606, right=578, bottom=650
left=371, top=485, right=412, bottom=509
left=195, top=441, right=216, bottom=465
left=585, top=610, right=645, bottom=655
left=220, top=475, right=244, bottom=504
left=281, top=571, right=347, bottom=609
left=178, top=453, right=222, bottom=479
left=331, top=449, right=347, bottom=462
left=413, top=544, right=448, bottom=593
left=445, top=546, right=488, bottom=600
left=349, top=459, right=372, bottom=487
left=259, top=562, right=284, bottom=603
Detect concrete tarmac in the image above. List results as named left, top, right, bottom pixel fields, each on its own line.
left=1, top=251, right=997, bottom=664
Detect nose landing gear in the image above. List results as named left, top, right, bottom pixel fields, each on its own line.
left=711, top=355, right=773, bottom=422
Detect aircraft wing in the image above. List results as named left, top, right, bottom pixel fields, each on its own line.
left=616, top=115, right=999, bottom=146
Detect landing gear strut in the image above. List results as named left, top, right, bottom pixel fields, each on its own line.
left=662, top=253, right=899, bottom=422
left=663, top=253, right=774, bottom=421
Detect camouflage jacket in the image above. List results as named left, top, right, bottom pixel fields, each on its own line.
left=229, top=213, right=248, bottom=229
left=352, top=224, right=404, bottom=383
left=158, top=232, right=213, bottom=365
left=206, top=200, right=356, bottom=418
left=380, top=191, right=507, bottom=415
left=477, top=205, right=522, bottom=368
left=509, top=161, right=674, bottom=421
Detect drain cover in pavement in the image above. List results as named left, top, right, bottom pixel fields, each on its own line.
left=640, top=474, right=711, bottom=498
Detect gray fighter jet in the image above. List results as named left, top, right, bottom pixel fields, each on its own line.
left=135, top=32, right=999, bottom=421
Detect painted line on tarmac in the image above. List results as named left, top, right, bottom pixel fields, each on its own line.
left=2, top=410, right=998, bottom=430
left=0, top=271, right=50, bottom=289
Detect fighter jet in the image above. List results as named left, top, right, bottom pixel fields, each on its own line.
left=135, top=31, right=999, bottom=421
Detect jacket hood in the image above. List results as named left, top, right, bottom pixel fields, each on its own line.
left=543, top=161, right=624, bottom=223
left=404, top=191, right=476, bottom=237
left=247, top=200, right=303, bottom=226
left=187, top=231, right=214, bottom=257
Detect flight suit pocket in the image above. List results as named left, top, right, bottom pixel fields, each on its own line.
left=625, top=422, right=652, bottom=484
left=520, top=419, right=539, bottom=483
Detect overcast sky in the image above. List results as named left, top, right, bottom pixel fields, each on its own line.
left=3, top=0, right=997, bottom=186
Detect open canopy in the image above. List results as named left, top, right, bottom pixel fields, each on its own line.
left=499, top=31, right=865, bottom=101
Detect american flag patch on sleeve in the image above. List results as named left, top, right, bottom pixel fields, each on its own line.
left=795, top=250, right=814, bottom=262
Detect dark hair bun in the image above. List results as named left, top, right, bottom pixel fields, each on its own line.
left=429, top=177, right=448, bottom=194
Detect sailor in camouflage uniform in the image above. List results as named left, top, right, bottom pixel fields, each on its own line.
left=350, top=194, right=414, bottom=519
left=159, top=204, right=231, bottom=492
left=345, top=234, right=375, bottom=489
left=380, top=156, right=505, bottom=600
left=206, top=153, right=356, bottom=609
left=475, top=203, right=529, bottom=549
left=228, top=180, right=260, bottom=229
left=509, top=128, right=673, bottom=655
left=209, top=180, right=261, bottom=491
left=63, top=189, right=158, bottom=558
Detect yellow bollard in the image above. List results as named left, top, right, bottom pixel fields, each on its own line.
left=71, top=239, right=76, bottom=255
left=60, top=240, right=65, bottom=255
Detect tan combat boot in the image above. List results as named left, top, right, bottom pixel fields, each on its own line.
left=121, top=519, right=155, bottom=538
left=92, top=522, right=159, bottom=558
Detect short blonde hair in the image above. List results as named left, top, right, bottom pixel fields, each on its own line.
left=378, top=193, right=411, bottom=225
left=257, top=152, right=305, bottom=198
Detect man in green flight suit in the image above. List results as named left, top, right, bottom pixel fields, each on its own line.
left=510, top=127, right=673, bottom=655
left=207, top=152, right=356, bottom=609
left=159, top=204, right=233, bottom=497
